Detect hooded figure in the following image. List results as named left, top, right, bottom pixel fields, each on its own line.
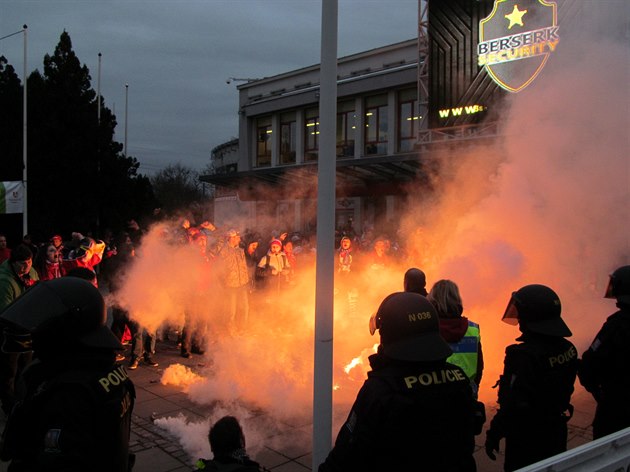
left=320, top=292, right=477, bottom=472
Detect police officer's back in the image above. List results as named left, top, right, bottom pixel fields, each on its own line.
left=319, top=292, right=477, bottom=472
left=485, top=284, right=577, bottom=472
left=0, top=277, right=135, bottom=471
left=579, top=265, right=630, bottom=439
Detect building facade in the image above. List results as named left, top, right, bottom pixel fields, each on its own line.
left=204, top=39, right=426, bottom=236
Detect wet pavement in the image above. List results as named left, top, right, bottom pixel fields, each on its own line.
left=0, top=337, right=596, bottom=472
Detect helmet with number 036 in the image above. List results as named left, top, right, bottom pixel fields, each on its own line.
left=604, top=265, right=630, bottom=305
left=0, top=277, right=122, bottom=352
left=369, top=291, right=452, bottom=362
left=502, top=284, right=572, bottom=337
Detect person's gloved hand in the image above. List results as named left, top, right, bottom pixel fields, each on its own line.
left=485, top=432, right=500, bottom=460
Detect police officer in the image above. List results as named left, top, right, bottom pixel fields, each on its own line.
left=485, top=284, right=578, bottom=471
left=0, top=277, right=135, bottom=471
left=319, top=291, right=477, bottom=472
left=579, top=265, right=630, bottom=439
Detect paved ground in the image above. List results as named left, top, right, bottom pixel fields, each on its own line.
left=0, top=337, right=597, bottom=472
left=125, top=338, right=597, bottom=472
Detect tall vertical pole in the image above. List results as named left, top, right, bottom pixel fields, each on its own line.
left=22, top=25, right=28, bottom=236
left=124, top=83, right=129, bottom=156
left=97, top=53, right=102, bottom=124
left=313, top=0, right=337, bottom=469
left=96, top=52, right=102, bottom=235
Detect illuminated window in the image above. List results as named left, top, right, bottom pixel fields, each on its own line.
left=279, top=112, right=296, bottom=165
left=256, top=116, right=272, bottom=167
left=398, top=88, right=419, bottom=153
left=304, top=108, right=319, bottom=162
left=336, top=100, right=356, bottom=158
left=364, top=94, right=388, bottom=156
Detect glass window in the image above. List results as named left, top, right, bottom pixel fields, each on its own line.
left=336, top=100, right=356, bottom=158
left=304, top=108, right=319, bottom=162
left=398, top=88, right=419, bottom=153
left=256, top=116, right=272, bottom=167
left=279, top=112, right=296, bottom=165
left=364, top=94, right=388, bottom=156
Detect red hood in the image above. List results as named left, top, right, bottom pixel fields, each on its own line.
left=439, top=316, right=469, bottom=343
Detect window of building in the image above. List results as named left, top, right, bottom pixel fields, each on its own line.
left=398, top=88, right=419, bottom=153
left=304, top=108, right=319, bottom=162
left=256, top=116, right=272, bottom=167
left=364, top=94, right=388, bottom=156
left=279, top=112, right=296, bottom=165
left=336, top=100, right=356, bottom=158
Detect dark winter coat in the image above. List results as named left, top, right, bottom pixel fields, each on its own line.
left=319, top=352, right=476, bottom=472
left=487, top=331, right=577, bottom=471
left=578, top=305, right=630, bottom=438
left=1, top=352, right=135, bottom=472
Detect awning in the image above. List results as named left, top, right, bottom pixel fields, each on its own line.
left=200, top=152, right=430, bottom=201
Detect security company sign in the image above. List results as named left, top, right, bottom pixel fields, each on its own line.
left=478, top=0, right=559, bottom=93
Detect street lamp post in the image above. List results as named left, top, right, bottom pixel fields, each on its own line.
left=0, top=25, right=29, bottom=234
left=22, top=25, right=28, bottom=236
left=124, top=83, right=129, bottom=157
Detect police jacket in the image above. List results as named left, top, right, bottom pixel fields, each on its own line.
left=319, top=352, right=476, bottom=472
left=579, top=306, right=630, bottom=406
left=487, top=331, right=577, bottom=440
left=1, top=351, right=135, bottom=472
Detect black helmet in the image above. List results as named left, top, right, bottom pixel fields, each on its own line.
left=604, top=265, right=630, bottom=305
left=502, top=284, right=571, bottom=337
left=0, top=277, right=121, bottom=351
left=369, top=291, right=451, bottom=362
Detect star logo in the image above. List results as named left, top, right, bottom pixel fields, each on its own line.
left=478, top=0, right=559, bottom=93
left=505, top=4, right=528, bottom=29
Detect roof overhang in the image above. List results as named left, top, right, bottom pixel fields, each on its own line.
left=200, top=152, right=430, bottom=201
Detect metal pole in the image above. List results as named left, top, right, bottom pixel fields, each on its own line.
left=124, top=83, right=129, bottom=156
left=22, top=25, right=28, bottom=236
left=97, top=52, right=102, bottom=123
left=313, top=0, right=337, bottom=469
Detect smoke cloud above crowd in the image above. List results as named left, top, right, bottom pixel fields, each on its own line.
left=113, top=2, right=629, bottom=462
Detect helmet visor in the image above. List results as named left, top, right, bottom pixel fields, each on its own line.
left=502, top=294, right=520, bottom=325
left=369, top=312, right=379, bottom=336
left=604, top=275, right=615, bottom=299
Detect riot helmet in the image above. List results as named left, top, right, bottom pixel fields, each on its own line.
left=369, top=291, right=452, bottom=362
left=604, top=265, right=630, bottom=305
left=502, top=284, right=571, bottom=337
left=0, top=277, right=122, bottom=352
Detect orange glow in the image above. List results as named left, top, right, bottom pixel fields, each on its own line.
left=114, top=34, right=628, bottom=425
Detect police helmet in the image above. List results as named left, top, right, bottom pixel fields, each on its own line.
left=502, top=284, right=572, bottom=337
left=604, top=265, right=630, bottom=305
left=369, top=291, right=452, bottom=362
left=0, top=277, right=122, bottom=351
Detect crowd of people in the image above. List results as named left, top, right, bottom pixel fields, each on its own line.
left=0, top=223, right=629, bottom=471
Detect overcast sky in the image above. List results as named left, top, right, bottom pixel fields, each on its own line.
left=1, top=0, right=419, bottom=175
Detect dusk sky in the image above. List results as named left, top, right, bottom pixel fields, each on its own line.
left=1, top=1, right=420, bottom=175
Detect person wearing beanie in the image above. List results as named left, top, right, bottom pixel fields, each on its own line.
left=256, top=239, right=290, bottom=294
